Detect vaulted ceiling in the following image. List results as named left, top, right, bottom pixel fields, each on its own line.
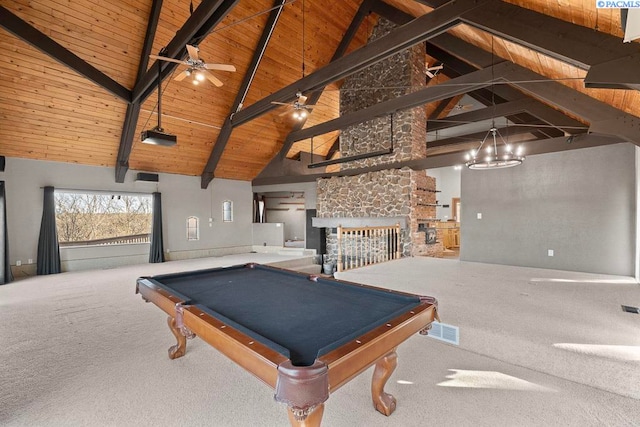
left=1, top=0, right=639, bottom=188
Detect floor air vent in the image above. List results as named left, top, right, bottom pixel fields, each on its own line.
left=621, top=305, right=639, bottom=314
left=425, top=321, right=459, bottom=345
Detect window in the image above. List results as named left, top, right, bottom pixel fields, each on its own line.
left=222, top=200, right=233, bottom=222
left=187, top=216, right=199, bottom=240
left=54, top=191, right=152, bottom=246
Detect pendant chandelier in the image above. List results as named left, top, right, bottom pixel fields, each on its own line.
left=464, top=122, right=525, bottom=169
left=465, top=36, right=524, bottom=170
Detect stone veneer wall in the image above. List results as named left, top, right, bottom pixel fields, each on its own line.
left=339, top=18, right=426, bottom=170
left=316, top=168, right=442, bottom=262
left=316, top=18, right=442, bottom=262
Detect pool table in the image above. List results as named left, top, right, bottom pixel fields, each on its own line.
left=136, top=263, right=438, bottom=426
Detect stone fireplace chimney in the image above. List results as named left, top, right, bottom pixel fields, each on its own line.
left=316, top=18, right=443, bottom=262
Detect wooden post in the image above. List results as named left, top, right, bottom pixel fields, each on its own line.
left=395, top=223, right=401, bottom=260
left=337, top=225, right=343, bottom=272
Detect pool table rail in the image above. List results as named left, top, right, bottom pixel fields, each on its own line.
left=136, top=267, right=439, bottom=427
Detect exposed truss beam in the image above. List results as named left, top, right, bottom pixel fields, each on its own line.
left=428, top=97, right=456, bottom=120
left=115, top=0, right=164, bottom=183
left=459, top=0, right=640, bottom=90
left=231, top=0, right=489, bottom=127
left=200, top=0, right=287, bottom=189
left=271, top=0, right=376, bottom=165
left=502, top=63, right=640, bottom=145
left=115, top=0, right=239, bottom=183
left=428, top=124, right=545, bottom=148
left=427, top=34, right=584, bottom=137
left=372, top=2, right=564, bottom=139
left=132, top=0, right=239, bottom=104
left=252, top=133, right=626, bottom=186
left=286, top=64, right=504, bottom=144
left=0, top=6, right=130, bottom=102
left=428, top=99, right=535, bottom=131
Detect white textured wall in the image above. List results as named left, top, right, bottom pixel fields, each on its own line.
left=1, top=158, right=252, bottom=271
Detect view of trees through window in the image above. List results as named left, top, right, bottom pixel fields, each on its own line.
left=55, top=192, right=152, bottom=245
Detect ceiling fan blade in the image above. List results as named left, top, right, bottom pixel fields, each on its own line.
left=203, top=70, right=223, bottom=87
left=174, top=70, right=189, bottom=81
left=426, top=70, right=436, bottom=79
left=279, top=109, right=292, bottom=116
left=298, top=94, right=308, bottom=105
left=271, top=101, right=291, bottom=106
left=186, top=44, right=200, bottom=61
left=149, top=54, right=187, bottom=65
left=204, top=63, right=236, bottom=72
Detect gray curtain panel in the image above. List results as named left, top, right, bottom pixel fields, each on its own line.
left=0, top=181, right=13, bottom=284
left=149, top=192, right=165, bottom=263
left=37, top=186, right=61, bottom=275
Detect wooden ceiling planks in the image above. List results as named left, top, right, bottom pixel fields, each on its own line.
left=1, top=0, right=149, bottom=89
left=1, top=0, right=638, bottom=183
left=0, top=28, right=125, bottom=167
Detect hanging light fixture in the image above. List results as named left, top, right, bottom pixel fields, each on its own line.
left=464, top=123, right=525, bottom=169
left=465, top=36, right=525, bottom=170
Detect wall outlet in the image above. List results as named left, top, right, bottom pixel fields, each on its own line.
left=548, top=249, right=554, bottom=257
left=476, top=212, right=482, bottom=219
left=16, top=260, right=21, bottom=266
left=28, top=258, right=33, bottom=264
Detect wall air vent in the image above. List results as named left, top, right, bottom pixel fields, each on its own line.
left=425, top=321, right=459, bottom=345
left=136, top=172, right=159, bottom=182
left=621, top=305, right=639, bottom=314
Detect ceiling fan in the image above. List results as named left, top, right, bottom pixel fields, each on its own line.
left=426, top=63, right=444, bottom=79
left=150, top=44, right=236, bottom=87
left=271, top=92, right=318, bottom=120
left=452, top=103, right=474, bottom=111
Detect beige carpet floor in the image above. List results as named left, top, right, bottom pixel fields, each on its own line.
left=1, top=254, right=639, bottom=426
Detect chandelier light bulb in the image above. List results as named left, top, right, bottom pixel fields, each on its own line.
left=505, top=144, right=512, bottom=152
left=192, top=79, right=199, bottom=85
left=196, top=72, right=205, bottom=81
left=486, top=146, right=492, bottom=154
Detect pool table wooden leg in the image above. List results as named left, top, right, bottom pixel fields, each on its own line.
left=167, top=316, right=187, bottom=359
left=371, top=350, right=398, bottom=416
left=286, top=403, right=324, bottom=427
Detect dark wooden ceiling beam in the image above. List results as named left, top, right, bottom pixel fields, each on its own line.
left=231, top=0, right=490, bottom=127
left=286, top=64, right=504, bottom=144
left=115, top=0, right=164, bottom=183
left=0, top=6, right=130, bottom=102
left=270, top=0, right=377, bottom=165
left=427, top=34, right=583, bottom=137
left=459, top=0, right=640, bottom=90
left=132, top=0, right=239, bottom=104
left=428, top=99, right=536, bottom=131
left=429, top=124, right=543, bottom=148
left=199, top=0, right=288, bottom=189
left=428, top=97, right=456, bottom=120
left=502, top=63, right=640, bottom=145
left=114, top=0, right=238, bottom=183
left=372, top=2, right=562, bottom=139
left=252, top=133, right=626, bottom=185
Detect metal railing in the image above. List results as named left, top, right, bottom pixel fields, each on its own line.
left=337, top=223, right=401, bottom=272
left=59, top=233, right=150, bottom=247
